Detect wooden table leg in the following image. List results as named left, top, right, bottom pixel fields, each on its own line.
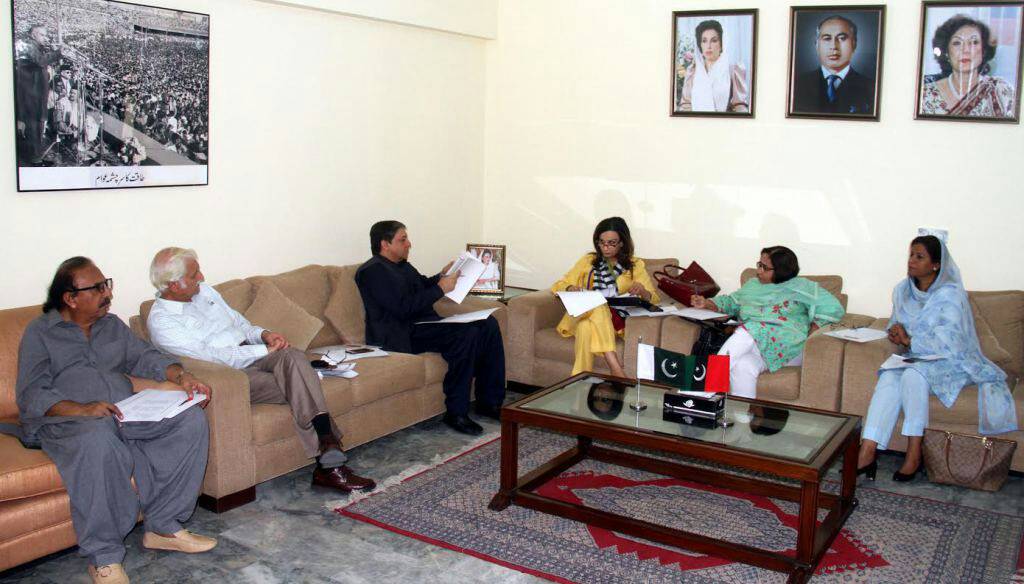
left=796, top=479, right=820, bottom=569
left=488, top=419, right=518, bottom=511
left=840, top=432, right=858, bottom=503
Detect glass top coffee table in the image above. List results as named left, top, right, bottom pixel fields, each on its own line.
left=488, top=373, right=862, bottom=584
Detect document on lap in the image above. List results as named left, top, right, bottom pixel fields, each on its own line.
left=415, top=308, right=498, bottom=325
left=445, top=252, right=486, bottom=304
left=823, top=328, right=889, bottom=343
left=556, top=290, right=607, bottom=317
left=880, top=353, right=944, bottom=370
left=116, top=389, right=206, bottom=422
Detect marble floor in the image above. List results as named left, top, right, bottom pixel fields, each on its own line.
left=2, top=395, right=1022, bottom=583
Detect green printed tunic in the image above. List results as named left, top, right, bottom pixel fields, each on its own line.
left=713, top=277, right=845, bottom=372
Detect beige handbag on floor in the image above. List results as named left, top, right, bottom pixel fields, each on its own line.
left=922, top=429, right=1017, bottom=492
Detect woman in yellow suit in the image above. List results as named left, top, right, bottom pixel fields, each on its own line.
left=551, top=217, right=660, bottom=378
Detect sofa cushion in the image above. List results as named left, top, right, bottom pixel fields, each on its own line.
left=251, top=265, right=340, bottom=349
left=970, top=291, right=1024, bottom=379
left=422, top=352, right=448, bottom=385
left=928, top=385, right=981, bottom=426
left=345, top=353, right=426, bottom=408
left=756, top=367, right=801, bottom=401
left=969, top=298, right=1014, bottom=372
left=534, top=328, right=624, bottom=362
left=244, top=281, right=324, bottom=351
left=0, top=433, right=64, bottom=502
left=0, top=306, right=43, bottom=420
left=323, top=266, right=366, bottom=345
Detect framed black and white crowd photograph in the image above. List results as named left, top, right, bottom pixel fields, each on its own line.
left=466, top=243, right=505, bottom=295
left=915, top=2, right=1024, bottom=123
left=787, top=6, right=886, bottom=121
left=671, top=9, right=758, bottom=117
left=11, top=0, right=209, bottom=192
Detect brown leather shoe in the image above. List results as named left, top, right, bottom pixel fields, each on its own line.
left=89, top=563, right=129, bottom=584
left=311, top=465, right=376, bottom=493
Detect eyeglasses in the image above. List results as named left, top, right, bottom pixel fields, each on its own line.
left=598, top=239, right=622, bottom=248
left=70, top=278, right=113, bottom=294
left=756, top=262, right=774, bottom=271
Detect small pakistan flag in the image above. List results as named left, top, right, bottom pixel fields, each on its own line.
left=636, top=343, right=729, bottom=393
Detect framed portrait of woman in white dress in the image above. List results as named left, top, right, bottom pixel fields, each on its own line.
left=466, top=243, right=506, bottom=295
left=914, top=1, right=1024, bottom=123
left=671, top=9, right=758, bottom=118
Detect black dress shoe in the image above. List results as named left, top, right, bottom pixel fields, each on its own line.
left=474, top=403, right=502, bottom=421
left=311, top=465, right=376, bottom=493
left=892, top=462, right=921, bottom=482
left=857, top=460, right=877, bottom=481
left=443, top=413, right=483, bottom=436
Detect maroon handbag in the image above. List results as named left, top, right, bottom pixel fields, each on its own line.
left=653, top=261, right=720, bottom=307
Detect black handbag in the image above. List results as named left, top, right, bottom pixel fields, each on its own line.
left=691, top=321, right=735, bottom=356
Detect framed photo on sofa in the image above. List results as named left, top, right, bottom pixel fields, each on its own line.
left=914, top=1, right=1024, bottom=123
left=671, top=9, right=758, bottom=117
left=466, top=243, right=506, bottom=296
left=786, top=5, right=886, bottom=121
left=10, top=0, right=210, bottom=191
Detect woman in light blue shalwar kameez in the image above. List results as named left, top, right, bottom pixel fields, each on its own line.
left=856, top=232, right=1017, bottom=482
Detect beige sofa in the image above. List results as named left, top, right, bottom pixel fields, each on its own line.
left=506, top=258, right=678, bottom=387
left=840, top=290, right=1024, bottom=472
left=130, top=264, right=508, bottom=512
left=658, top=269, right=874, bottom=411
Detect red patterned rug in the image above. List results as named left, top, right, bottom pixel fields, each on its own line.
left=337, top=429, right=1024, bottom=583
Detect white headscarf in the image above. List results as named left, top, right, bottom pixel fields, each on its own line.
left=692, top=47, right=731, bottom=112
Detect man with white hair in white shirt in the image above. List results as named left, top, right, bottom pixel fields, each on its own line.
left=146, top=247, right=375, bottom=494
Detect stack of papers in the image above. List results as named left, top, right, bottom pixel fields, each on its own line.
left=115, top=389, right=206, bottom=422
left=317, top=345, right=389, bottom=363
left=824, top=328, right=890, bottom=343
left=318, top=362, right=358, bottom=379
left=672, top=307, right=730, bottom=321
left=444, top=252, right=486, bottom=304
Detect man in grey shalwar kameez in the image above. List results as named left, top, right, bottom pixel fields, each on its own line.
left=16, top=257, right=217, bottom=584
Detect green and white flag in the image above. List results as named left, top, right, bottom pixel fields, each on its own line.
left=636, top=343, right=729, bottom=392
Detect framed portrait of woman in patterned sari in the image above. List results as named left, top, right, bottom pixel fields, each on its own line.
left=915, top=1, right=1024, bottom=123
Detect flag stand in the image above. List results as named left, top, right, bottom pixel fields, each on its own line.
left=628, top=336, right=648, bottom=412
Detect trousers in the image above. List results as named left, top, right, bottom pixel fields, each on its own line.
left=411, top=316, right=506, bottom=415
left=245, top=347, right=342, bottom=459
left=861, top=368, right=930, bottom=450
left=718, top=327, right=802, bottom=398
left=559, top=306, right=618, bottom=375
left=38, top=407, right=209, bottom=567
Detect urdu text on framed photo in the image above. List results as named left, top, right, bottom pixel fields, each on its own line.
left=786, top=6, right=886, bottom=121
left=671, top=9, right=758, bottom=118
left=915, top=1, right=1024, bottom=123
left=11, top=0, right=210, bottom=192
left=466, top=244, right=506, bottom=296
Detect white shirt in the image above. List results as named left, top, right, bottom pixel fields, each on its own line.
left=147, top=282, right=268, bottom=369
left=820, top=64, right=851, bottom=87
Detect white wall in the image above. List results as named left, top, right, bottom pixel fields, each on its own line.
left=0, top=0, right=488, bottom=318
left=260, top=0, right=498, bottom=39
left=482, top=0, right=1024, bottom=316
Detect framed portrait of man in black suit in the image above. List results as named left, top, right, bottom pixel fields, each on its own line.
left=787, top=6, right=886, bottom=121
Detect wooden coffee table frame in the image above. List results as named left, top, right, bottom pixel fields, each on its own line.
left=488, top=373, right=861, bottom=584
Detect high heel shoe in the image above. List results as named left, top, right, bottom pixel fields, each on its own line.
left=892, top=462, right=921, bottom=482
left=856, top=460, right=877, bottom=481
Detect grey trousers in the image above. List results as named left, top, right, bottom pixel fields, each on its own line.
left=244, top=347, right=344, bottom=460
left=38, top=407, right=209, bottom=567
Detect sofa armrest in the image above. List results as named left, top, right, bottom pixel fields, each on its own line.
left=622, top=317, right=664, bottom=378
left=506, top=291, right=565, bottom=384
left=797, top=334, right=849, bottom=411
left=840, top=328, right=900, bottom=416
left=177, top=357, right=257, bottom=499
left=658, top=316, right=702, bottom=355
